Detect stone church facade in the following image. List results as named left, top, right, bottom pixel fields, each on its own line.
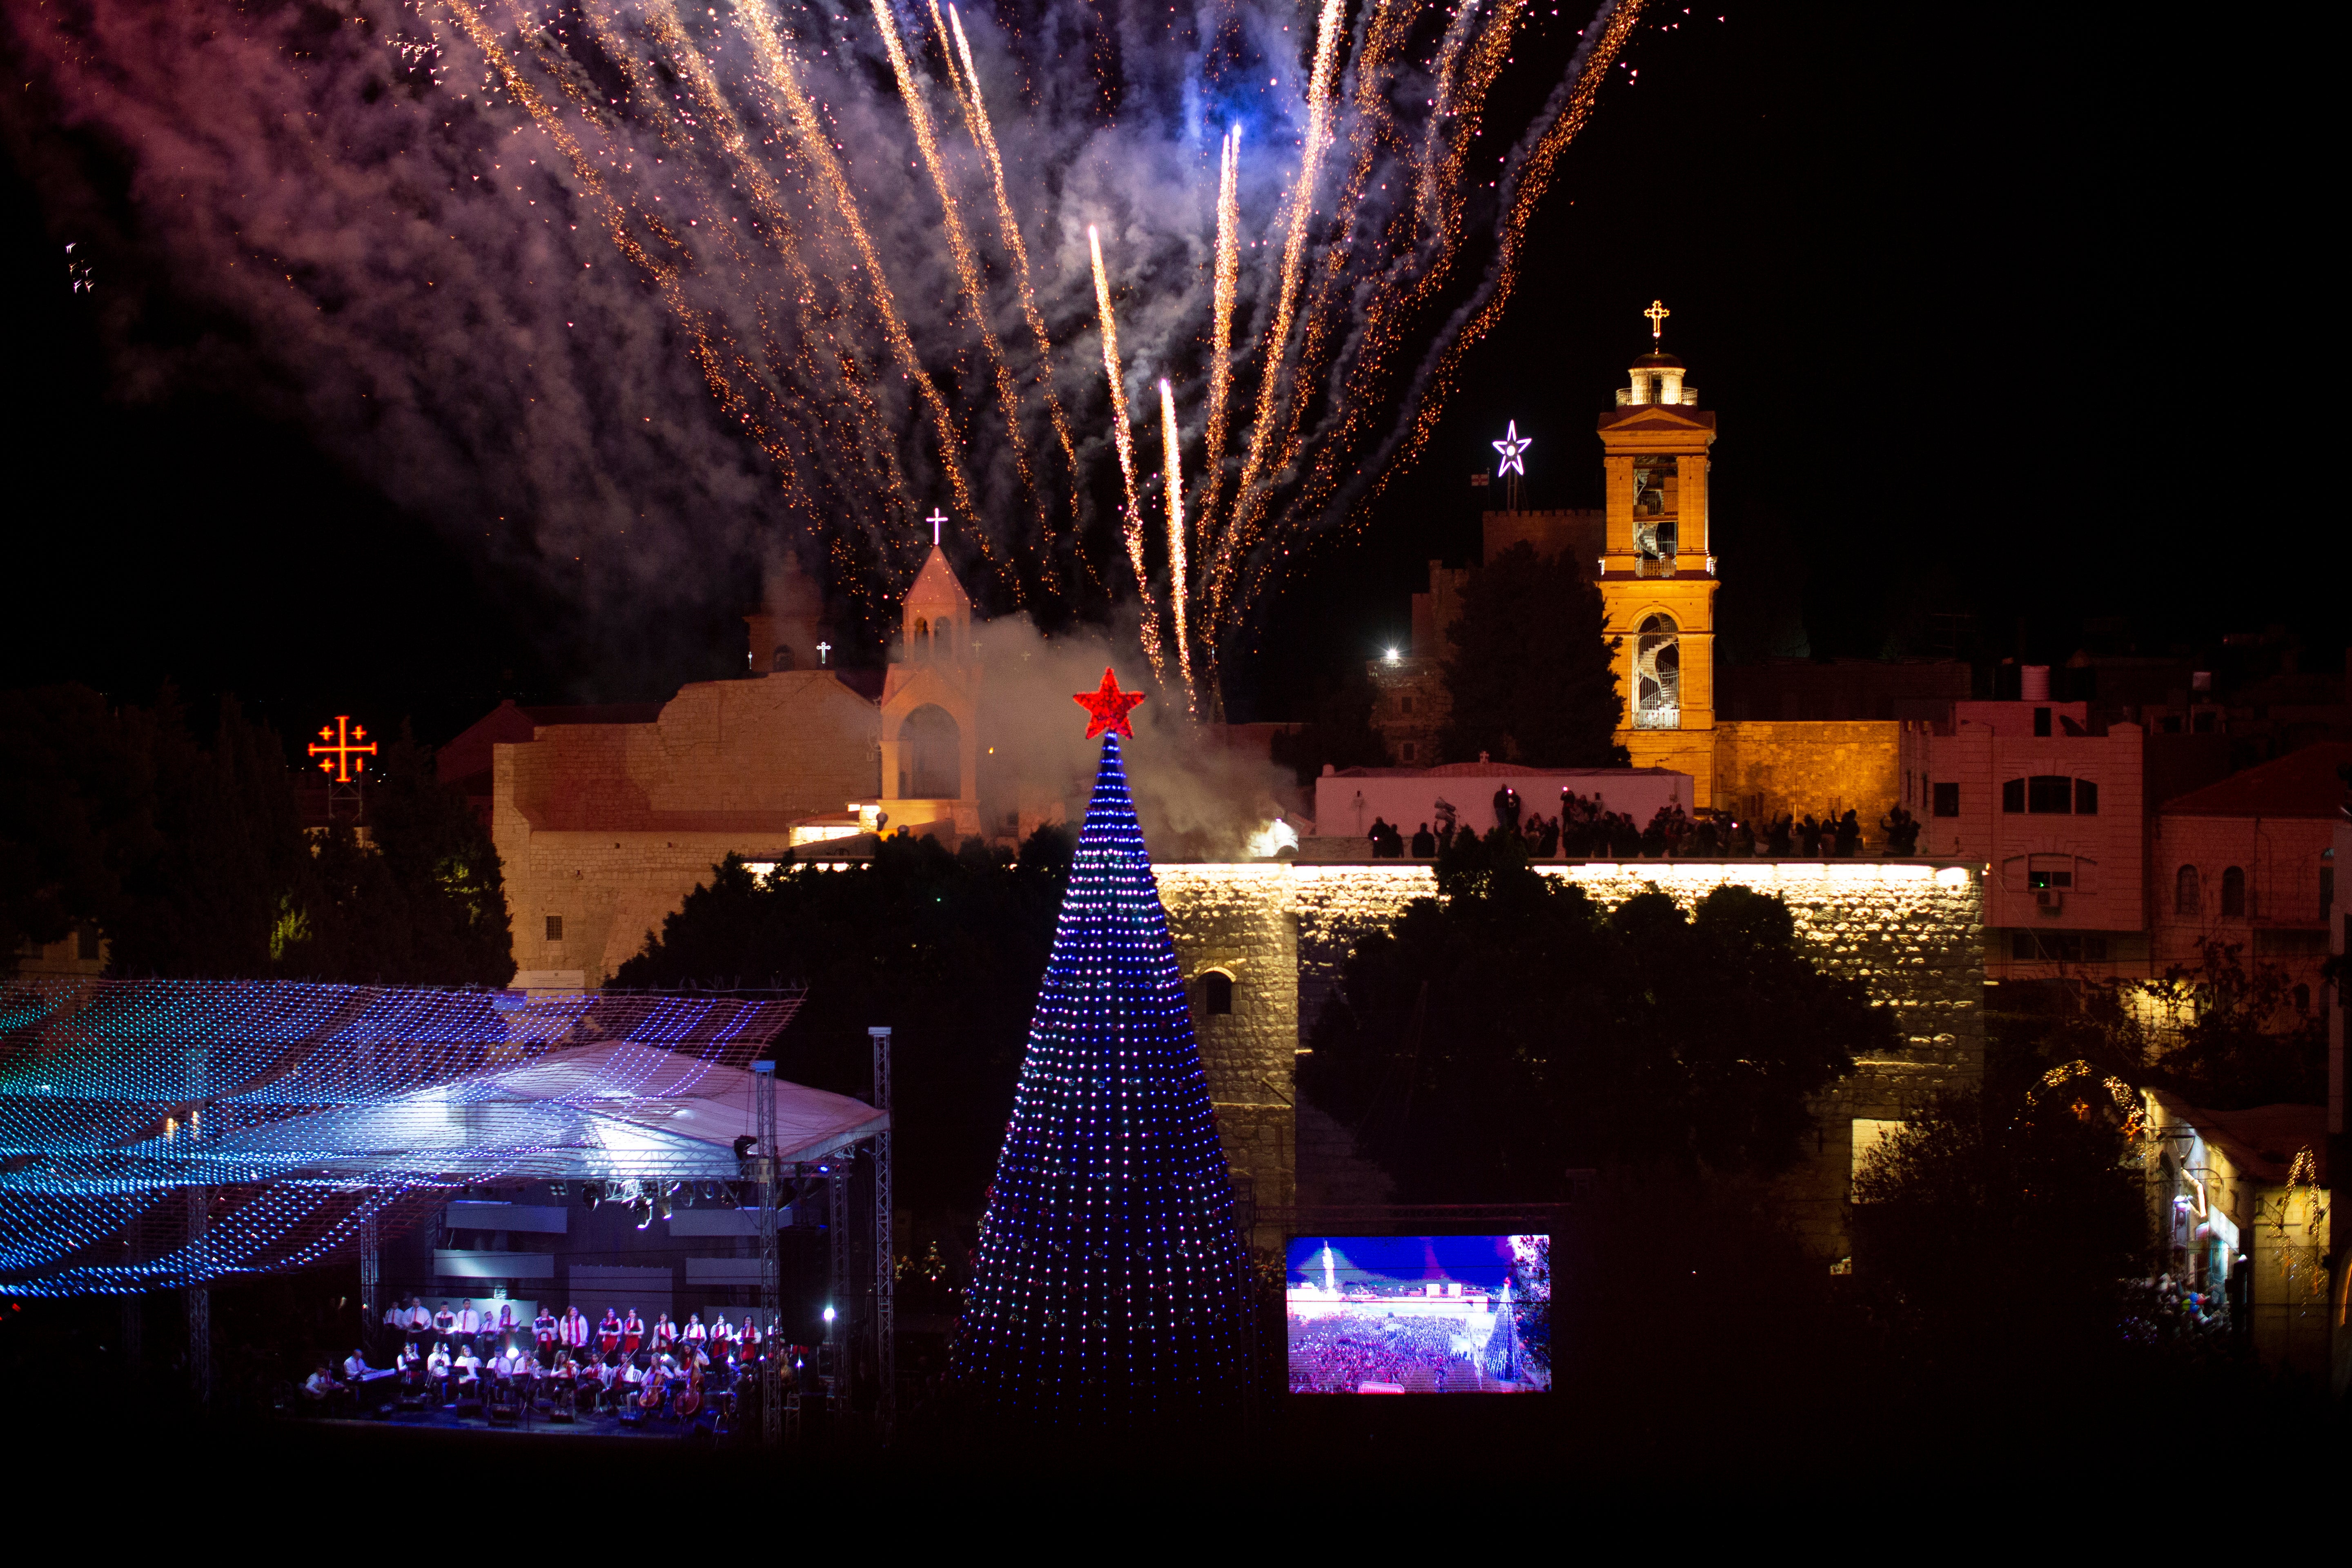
left=472, top=543, right=991, bottom=987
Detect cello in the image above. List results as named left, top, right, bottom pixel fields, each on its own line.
left=673, top=1364, right=704, bottom=1420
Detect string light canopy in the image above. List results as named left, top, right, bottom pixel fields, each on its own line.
left=0, top=978, right=856, bottom=1297
left=954, top=724, right=1250, bottom=1432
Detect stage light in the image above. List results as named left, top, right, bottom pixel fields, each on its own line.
left=634, top=1200, right=654, bottom=1231
left=1384, top=647, right=1399, bottom=663
left=821, top=1305, right=835, bottom=1324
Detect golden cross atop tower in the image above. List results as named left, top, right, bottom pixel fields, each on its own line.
left=1644, top=298, right=1670, bottom=346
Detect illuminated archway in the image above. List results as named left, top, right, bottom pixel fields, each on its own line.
left=1633, top=612, right=1680, bottom=728
left=900, top=704, right=962, bottom=799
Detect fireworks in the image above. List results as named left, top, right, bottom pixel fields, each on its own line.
left=1089, top=224, right=1165, bottom=684
left=13, top=0, right=1650, bottom=717
left=1160, top=377, right=1193, bottom=713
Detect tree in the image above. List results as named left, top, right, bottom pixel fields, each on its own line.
left=0, top=685, right=511, bottom=985
left=287, top=729, right=514, bottom=986
left=1268, top=662, right=1388, bottom=786
left=613, top=826, right=1073, bottom=1211
left=1300, top=829, right=1890, bottom=1198
left=1441, top=541, right=1626, bottom=766
left=951, top=734, right=1249, bottom=1432
left=1852, top=1062, right=2150, bottom=1360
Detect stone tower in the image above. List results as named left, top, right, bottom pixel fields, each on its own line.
left=1597, top=310, right=1719, bottom=804
left=879, top=541, right=982, bottom=836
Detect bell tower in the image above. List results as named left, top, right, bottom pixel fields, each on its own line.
left=878, top=519, right=983, bottom=837
left=1596, top=302, right=1720, bottom=804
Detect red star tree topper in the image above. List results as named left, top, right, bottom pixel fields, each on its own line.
left=1074, top=667, right=1145, bottom=739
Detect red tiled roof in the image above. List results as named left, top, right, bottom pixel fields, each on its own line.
left=2158, top=742, right=2352, bottom=818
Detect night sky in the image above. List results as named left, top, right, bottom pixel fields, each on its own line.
left=1, top=2, right=2332, bottom=746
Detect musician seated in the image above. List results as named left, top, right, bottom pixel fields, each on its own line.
left=301, top=1364, right=349, bottom=1412
left=495, top=1345, right=531, bottom=1383
left=343, top=1348, right=372, bottom=1381
left=454, top=1347, right=484, bottom=1392
left=426, top=1343, right=453, bottom=1396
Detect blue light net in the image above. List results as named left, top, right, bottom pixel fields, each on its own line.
left=0, top=978, right=800, bottom=1296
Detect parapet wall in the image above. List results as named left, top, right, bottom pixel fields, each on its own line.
left=1157, top=858, right=1986, bottom=1256
left=1714, top=720, right=1900, bottom=827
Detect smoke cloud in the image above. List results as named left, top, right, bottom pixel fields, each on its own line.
left=3, top=0, right=1636, bottom=695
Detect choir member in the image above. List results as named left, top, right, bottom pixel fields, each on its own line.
left=653, top=1312, right=677, bottom=1350
left=559, top=1305, right=589, bottom=1359
left=406, top=1298, right=432, bottom=1335
left=597, top=1307, right=622, bottom=1358
left=621, top=1308, right=645, bottom=1355
left=709, top=1313, right=733, bottom=1355
left=534, top=1305, right=558, bottom=1365
left=456, top=1298, right=483, bottom=1351
left=682, top=1312, right=706, bottom=1349
left=433, top=1302, right=457, bottom=1340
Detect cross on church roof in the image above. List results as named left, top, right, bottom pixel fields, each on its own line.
left=1644, top=298, right=1670, bottom=345
left=815, top=640, right=831, bottom=666
left=925, top=508, right=948, bottom=548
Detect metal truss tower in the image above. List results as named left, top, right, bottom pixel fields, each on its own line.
left=753, top=1060, right=781, bottom=1446
left=869, top=1027, right=895, bottom=1437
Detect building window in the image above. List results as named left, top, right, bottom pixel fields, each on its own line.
left=2074, top=779, right=2098, bottom=815
left=1200, top=971, right=1234, bottom=1016
left=1401, top=742, right=1417, bottom=763
left=2027, top=775, right=2073, bottom=813
left=2321, top=864, right=2334, bottom=918
left=545, top=915, right=564, bottom=942
left=2027, top=868, right=2073, bottom=889
left=2033, top=707, right=2052, bottom=737
left=2220, top=866, right=2246, bottom=917
left=1931, top=782, right=1960, bottom=817
left=1400, top=695, right=1414, bottom=716
left=2002, top=778, right=2025, bottom=813
left=2174, top=865, right=2199, bottom=916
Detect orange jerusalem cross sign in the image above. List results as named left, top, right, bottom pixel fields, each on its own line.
left=309, top=716, right=377, bottom=783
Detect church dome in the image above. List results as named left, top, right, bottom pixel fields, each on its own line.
left=1630, top=351, right=1686, bottom=370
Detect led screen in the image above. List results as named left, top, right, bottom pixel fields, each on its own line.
left=1285, top=1234, right=1550, bottom=1394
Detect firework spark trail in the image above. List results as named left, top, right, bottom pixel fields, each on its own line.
left=1089, top=223, right=1166, bottom=685
left=1159, top=377, right=1194, bottom=713
left=949, top=8, right=1085, bottom=508
left=445, top=0, right=817, bottom=527
left=867, top=0, right=1049, bottom=548
left=1405, top=0, right=1646, bottom=459
left=613, top=0, right=915, bottom=526
left=1276, top=0, right=1419, bottom=483
left=1195, top=127, right=1241, bottom=550
left=1288, top=0, right=1537, bottom=523
left=1215, top=0, right=1345, bottom=613
left=732, top=1, right=996, bottom=580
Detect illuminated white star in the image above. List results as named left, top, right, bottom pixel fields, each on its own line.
left=1491, top=421, right=1531, bottom=478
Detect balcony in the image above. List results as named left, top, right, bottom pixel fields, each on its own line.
left=1632, top=707, right=1680, bottom=730
left=1636, top=555, right=1678, bottom=578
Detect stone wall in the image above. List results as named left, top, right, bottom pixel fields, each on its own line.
left=1157, top=858, right=1986, bottom=1257
left=1715, top=720, right=1900, bottom=828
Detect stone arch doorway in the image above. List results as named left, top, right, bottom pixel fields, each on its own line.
left=900, top=704, right=962, bottom=798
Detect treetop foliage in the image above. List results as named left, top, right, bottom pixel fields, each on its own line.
left=0, top=684, right=511, bottom=986
left=614, top=826, right=1074, bottom=1211
left=1441, top=541, right=1627, bottom=767
left=1301, top=826, right=1893, bottom=1198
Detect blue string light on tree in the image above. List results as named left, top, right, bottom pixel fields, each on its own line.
left=953, top=669, right=1250, bottom=1433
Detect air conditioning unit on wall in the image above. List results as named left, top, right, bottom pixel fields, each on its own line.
left=2035, top=890, right=2064, bottom=914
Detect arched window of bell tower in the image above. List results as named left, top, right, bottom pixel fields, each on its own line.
left=1634, top=612, right=1681, bottom=730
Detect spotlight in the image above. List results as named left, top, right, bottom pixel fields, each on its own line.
left=581, top=1183, right=601, bottom=1208
left=633, top=1199, right=654, bottom=1231
left=657, top=1196, right=673, bottom=1221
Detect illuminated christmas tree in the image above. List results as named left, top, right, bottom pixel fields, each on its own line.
left=954, top=670, right=1250, bottom=1431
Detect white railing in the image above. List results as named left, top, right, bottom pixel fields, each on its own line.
left=1633, top=707, right=1680, bottom=730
